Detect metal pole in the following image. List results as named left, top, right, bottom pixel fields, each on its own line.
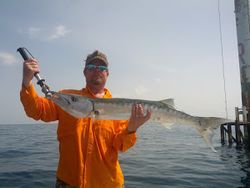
left=234, top=0, right=250, bottom=144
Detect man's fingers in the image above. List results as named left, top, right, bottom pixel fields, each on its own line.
left=131, top=103, right=151, bottom=119
left=24, top=58, right=40, bottom=73
left=135, top=104, right=143, bottom=117
left=128, top=104, right=152, bottom=133
left=131, top=103, right=136, bottom=118
left=145, top=109, right=152, bottom=120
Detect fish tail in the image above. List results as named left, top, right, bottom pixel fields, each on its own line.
left=197, top=126, right=217, bottom=152
left=195, top=117, right=230, bottom=152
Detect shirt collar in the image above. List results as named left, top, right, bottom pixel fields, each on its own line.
left=82, top=86, right=112, bottom=99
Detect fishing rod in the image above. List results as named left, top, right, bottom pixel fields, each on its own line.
left=17, top=47, right=53, bottom=98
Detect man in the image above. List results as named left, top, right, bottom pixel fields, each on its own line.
left=20, top=50, right=151, bottom=188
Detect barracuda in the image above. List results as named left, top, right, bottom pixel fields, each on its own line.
left=50, top=92, right=230, bottom=152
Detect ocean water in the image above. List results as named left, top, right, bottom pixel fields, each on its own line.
left=0, top=123, right=250, bottom=188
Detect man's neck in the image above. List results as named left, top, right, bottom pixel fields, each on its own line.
left=86, top=85, right=105, bottom=98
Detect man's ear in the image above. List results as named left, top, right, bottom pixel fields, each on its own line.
left=83, top=68, right=86, bottom=76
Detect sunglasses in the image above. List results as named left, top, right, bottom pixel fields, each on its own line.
left=85, top=64, right=108, bottom=72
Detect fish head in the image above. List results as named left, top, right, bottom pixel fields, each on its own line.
left=51, top=92, right=93, bottom=118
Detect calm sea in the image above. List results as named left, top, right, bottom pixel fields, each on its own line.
left=0, top=123, right=250, bottom=188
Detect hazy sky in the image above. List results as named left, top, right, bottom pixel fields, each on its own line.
left=0, top=0, right=241, bottom=124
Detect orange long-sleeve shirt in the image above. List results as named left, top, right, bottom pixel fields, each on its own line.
left=20, top=84, right=136, bottom=188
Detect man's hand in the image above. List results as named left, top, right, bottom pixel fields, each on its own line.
left=127, top=103, right=151, bottom=133
left=22, top=58, right=40, bottom=88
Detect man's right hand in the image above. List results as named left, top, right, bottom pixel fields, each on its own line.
left=22, top=58, right=40, bottom=88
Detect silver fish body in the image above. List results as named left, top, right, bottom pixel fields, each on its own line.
left=50, top=92, right=229, bottom=151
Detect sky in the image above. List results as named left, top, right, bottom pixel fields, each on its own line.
left=0, top=0, right=241, bottom=124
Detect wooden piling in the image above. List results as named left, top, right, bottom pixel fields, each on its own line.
left=235, top=123, right=242, bottom=144
left=220, top=125, right=225, bottom=143
left=220, top=107, right=250, bottom=146
left=228, top=124, right=233, bottom=144
left=220, top=122, right=250, bottom=145
left=244, top=124, right=248, bottom=144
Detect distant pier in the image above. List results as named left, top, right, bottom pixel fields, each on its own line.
left=220, top=107, right=250, bottom=145
left=220, top=122, right=250, bottom=145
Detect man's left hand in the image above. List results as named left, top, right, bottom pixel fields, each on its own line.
left=127, top=103, right=151, bottom=133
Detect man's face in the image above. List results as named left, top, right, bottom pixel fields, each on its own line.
left=84, top=59, right=109, bottom=87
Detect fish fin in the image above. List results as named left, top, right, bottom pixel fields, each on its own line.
left=160, top=98, right=175, bottom=109
left=161, top=122, right=174, bottom=129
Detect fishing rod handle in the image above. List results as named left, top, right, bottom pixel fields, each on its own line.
left=17, top=47, right=30, bottom=61
left=17, top=47, right=52, bottom=97
left=17, top=47, right=41, bottom=78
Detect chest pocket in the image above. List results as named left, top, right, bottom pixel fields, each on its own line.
left=93, top=120, right=115, bottom=151
left=57, top=118, right=86, bottom=141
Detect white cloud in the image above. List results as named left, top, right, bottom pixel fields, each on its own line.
left=0, top=52, right=18, bottom=65
left=48, top=25, right=71, bottom=40
left=20, top=25, right=71, bottom=41
left=28, top=27, right=41, bottom=38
